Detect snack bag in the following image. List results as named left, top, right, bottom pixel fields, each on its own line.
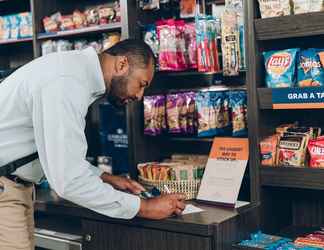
left=293, top=0, right=310, bottom=14
left=297, top=49, right=324, bottom=87
left=73, top=10, right=87, bottom=29
left=143, top=24, right=159, bottom=58
left=41, top=40, right=57, bottom=55
left=308, top=136, right=324, bottom=168
left=309, top=0, right=324, bottom=12
left=60, top=15, right=75, bottom=31
left=184, top=23, right=197, bottom=69
left=102, top=33, right=120, bottom=51
left=156, top=19, right=177, bottom=71
left=85, top=7, right=99, bottom=26
left=260, top=135, right=279, bottom=166
left=229, top=90, right=248, bottom=137
left=144, top=96, right=157, bottom=136
left=196, top=91, right=211, bottom=137
left=222, top=10, right=240, bottom=76
left=258, top=0, right=291, bottom=18
left=74, top=40, right=88, bottom=50
left=9, top=15, right=20, bottom=39
left=209, top=91, right=231, bottom=135
left=278, top=135, right=308, bottom=167
left=263, top=49, right=299, bottom=88
left=56, top=40, right=73, bottom=52
left=166, top=94, right=182, bottom=134
left=175, top=20, right=187, bottom=70
left=180, top=0, right=196, bottom=18
left=19, top=12, right=32, bottom=38
left=0, top=16, right=11, bottom=40
left=98, top=5, right=115, bottom=24
left=186, top=92, right=196, bottom=134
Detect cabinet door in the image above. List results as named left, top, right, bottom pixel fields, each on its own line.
left=82, top=220, right=212, bottom=250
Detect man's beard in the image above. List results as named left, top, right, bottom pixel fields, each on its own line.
left=106, top=75, right=129, bottom=107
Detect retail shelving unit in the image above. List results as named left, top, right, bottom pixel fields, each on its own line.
left=246, top=0, right=324, bottom=235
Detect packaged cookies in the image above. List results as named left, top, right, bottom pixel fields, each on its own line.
left=258, top=0, right=291, bottom=18
left=263, top=49, right=299, bottom=88
left=297, top=49, right=324, bottom=87
left=278, top=134, right=308, bottom=167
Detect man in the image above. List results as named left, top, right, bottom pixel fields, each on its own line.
left=0, top=39, right=186, bottom=250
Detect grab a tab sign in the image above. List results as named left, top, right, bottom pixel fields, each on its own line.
left=197, top=138, right=248, bottom=207
left=272, top=87, right=324, bottom=109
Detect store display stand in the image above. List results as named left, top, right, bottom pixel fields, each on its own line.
left=245, top=0, right=324, bottom=238
left=1, top=0, right=261, bottom=249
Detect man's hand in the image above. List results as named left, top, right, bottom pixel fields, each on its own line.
left=101, top=173, right=145, bottom=194
left=137, top=194, right=186, bottom=220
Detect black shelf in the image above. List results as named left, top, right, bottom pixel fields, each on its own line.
left=255, top=12, right=324, bottom=41
left=37, top=23, right=121, bottom=40
left=257, top=88, right=272, bottom=109
left=0, top=37, right=33, bottom=45
left=147, top=136, right=214, bottom=143
left=147, top=71, right=246, bottom=94
left=261, top=166, right=324, bottom=190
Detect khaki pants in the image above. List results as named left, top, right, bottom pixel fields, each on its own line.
left=0, top=177, right=34, bottom=250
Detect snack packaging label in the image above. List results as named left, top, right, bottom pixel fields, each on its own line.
left=264, top=49, right=299, bottom=88
left=297, top=49, right=324, bottom=87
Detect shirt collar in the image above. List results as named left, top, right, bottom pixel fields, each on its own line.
left=82, top=47, right=106, bottom=99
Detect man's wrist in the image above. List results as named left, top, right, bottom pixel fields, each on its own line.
left=100, top=172, right=112, bottom=183
left=138, top=198, right=148, bottom=217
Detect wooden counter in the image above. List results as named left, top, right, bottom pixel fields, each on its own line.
left=34, top=189, right=259, bottom=250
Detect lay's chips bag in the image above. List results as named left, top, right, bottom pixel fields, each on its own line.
left=263, top=49, right=299, bottom=88
left=297, top=49, right=324, bottom=87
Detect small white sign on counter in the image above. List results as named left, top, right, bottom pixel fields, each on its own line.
left=197, top=138, right=249, bottom=208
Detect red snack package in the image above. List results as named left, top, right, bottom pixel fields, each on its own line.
left=308, top=136, right=324, bottom=168
left=43, top=16, right=59, bottom=33
left=156, top=19, right=177, bottom=71
left=175, top=20, right=187, bottom=71
left=184, top=22, right=197, bottom=69
left=60, top=15, right=75, bottom=30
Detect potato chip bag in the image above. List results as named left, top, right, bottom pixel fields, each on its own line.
left=263, top=49, right=299, bottom=88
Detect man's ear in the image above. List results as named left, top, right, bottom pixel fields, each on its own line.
left=114, top=56, right=129, bottom=76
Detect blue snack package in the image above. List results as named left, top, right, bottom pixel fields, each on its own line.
left=143, top=24, right=159, bottom=59
left=9, top=14, right=20, bottom=39
left=196, top=91, right=212, bottom=137
left=19, top=12, right=32, bottom=38
left=263, top=48, right=299, bottom=88
left=297, top=48, right=324, bottom=87
left=209, top=91, right=231, bottom=136
left=0, top=16, right=11, bottom=40
left=229, top=90, right=247, bottom=137
left=239, top=231, right=291, bottom=250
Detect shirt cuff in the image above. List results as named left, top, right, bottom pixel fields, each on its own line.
left=88, top=164, right=104, bottom=177
left=115, top=190, right=141, bottom=219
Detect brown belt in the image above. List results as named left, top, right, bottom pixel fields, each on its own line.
left=6, top=175, right=32, bottom=186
